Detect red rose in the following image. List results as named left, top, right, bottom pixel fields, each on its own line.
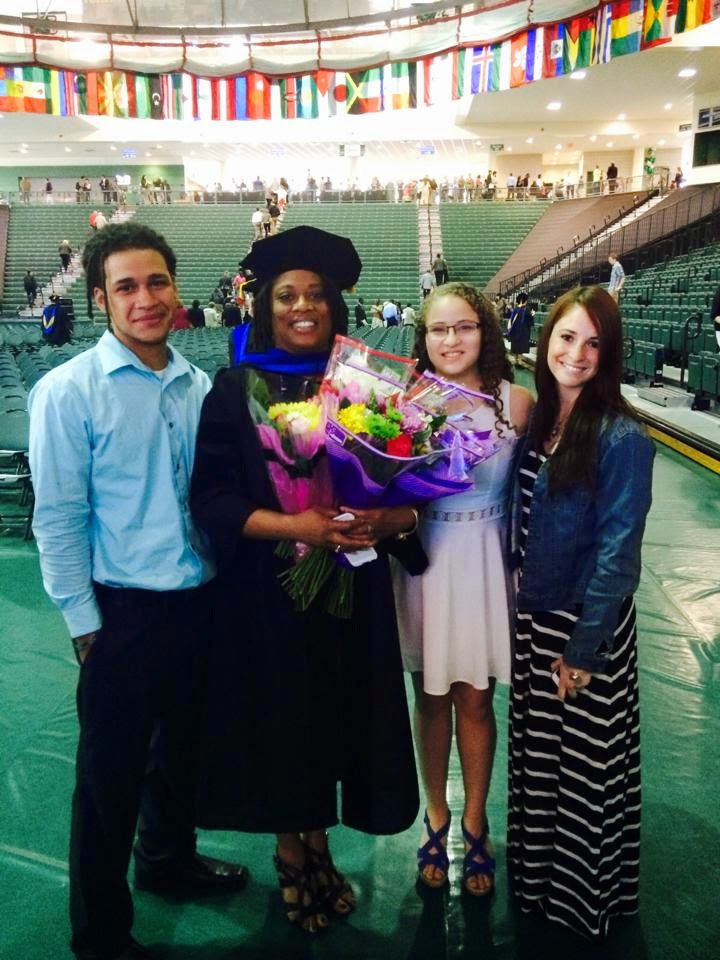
left=387, top=433, right=413, bottom=457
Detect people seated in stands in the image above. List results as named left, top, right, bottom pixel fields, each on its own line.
left=221, top=298, right=241, bottom=327
left=189, top=224, right=419, bottom=935
left=205, top=299, right=222, bottom=328
left=172, top=300, right=191, bottom=330
left=392, top=281, right=533, bottom=898
left=187, top=299, right=205, bottom=328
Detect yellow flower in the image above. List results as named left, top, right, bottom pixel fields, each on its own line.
left=268, top=400, right=322, bottom=432
left=337, top=402, right=370, bottom=435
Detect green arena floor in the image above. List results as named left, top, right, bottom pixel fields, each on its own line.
left=1, top=441, right=719, bottom=960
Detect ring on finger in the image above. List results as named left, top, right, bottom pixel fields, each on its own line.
left=334, top=544, right=341, bottom=554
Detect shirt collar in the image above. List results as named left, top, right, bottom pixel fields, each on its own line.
left=96, top=329, right=192, bottom=384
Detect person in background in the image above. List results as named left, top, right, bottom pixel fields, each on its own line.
left=190, top=225, right=420, bottom=935
left=41, top=294, right=73, bottom=346
left=204, top=299, right=221, bottom=328
left=354, top=296, right=368, bottom=327
left=393, top=282, right=533, bottom=897
left=420, top=268, right=436, bottom=299
left=370, top=298, right=383, bottom=327
left=507, top=285, right=654, bottom=939
left=28, top=222, right=247, bottom=960
left=607, top=253, right=625, bottom=303
left=222, top=297, right=242, bottom=327
left=173, top=299, right=191, bottom=330
left=187, top=298, right=206, bottom=328
left=23, top=269, right=38, bottom=307
left=673, top=166, right=683, bottom=189
left=432, top=252, right=449, bottom=287
left=45, top=178, right=54, bottom=204
left=383, top=299, right=399, bottom=326
left=506, top=292, right=533, bottom=363
left=58, top=239, right=73, bottom=274
left=402, top=303, right=416, bottom=326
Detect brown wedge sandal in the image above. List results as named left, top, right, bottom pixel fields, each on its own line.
left=273, top=850, right=330, bottom=933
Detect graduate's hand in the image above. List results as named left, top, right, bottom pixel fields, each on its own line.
left=551, top=657, right=592, bottom=701
left=340, top=505, right=418, bottom=544
left=290, top=507, right=376, bottom=552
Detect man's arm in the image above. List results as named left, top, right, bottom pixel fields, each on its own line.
left=28, top=377, right=102, bottom=642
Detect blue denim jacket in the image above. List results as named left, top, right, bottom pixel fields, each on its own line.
left=509, top=413, right=655, bottom=672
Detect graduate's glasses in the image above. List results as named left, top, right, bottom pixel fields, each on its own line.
left=425, top=322, right=481, bottom=340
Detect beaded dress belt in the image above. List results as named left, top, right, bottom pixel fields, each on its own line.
left=428, top=503, right=506, bottom=522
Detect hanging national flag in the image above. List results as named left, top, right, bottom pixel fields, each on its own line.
left=452, top=49, right=469, bottom=99
left=196, top=78, right=212, bottom=121
left=594, top=4, right=613, bottom=64
left=49, top=68, right=62, bottom=115
left=279, top=76, right=298, bottom=119
left=346, top=68, right=383, bottom=114
left=563, top=15, right=596, bottom=73
left=135, top=74, right=152, bottom=119
left=510, top=28, right=544, bottom=87
left=610, top=0, right=644, bottom=57
left=487, top=41, right=511, bottom=92
left=0, top=67, right=22, bottom=112
left=675, top=0, right=712, bottom=32
left=247, top=72, right=271, bottom=120
left=543, top=23, right=565, bottom=77
left=314, top=70, right=347, bottom=116
left=62, top=71, right=75, bottom=116
left=150, top=75, right=163, bottom=120
left=16, top=66, right=50, bottom=113
left=98, top=71, right=114, bottom=116
left=642, top=0, right=676, bottom=48
left=234, top=76, right=248, bottom=120
left=470, top=46, right=493, bottom=93
left=422, top=53, right=455, bottom=106
left=383, top=62, right=416, bottom=110
left=296, top=74, right=319, bottom=118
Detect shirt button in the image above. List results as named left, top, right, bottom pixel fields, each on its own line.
left=168, top=422, right=174, bottom=429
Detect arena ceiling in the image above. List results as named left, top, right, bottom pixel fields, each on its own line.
left=0, top=5, right=718, bottom=171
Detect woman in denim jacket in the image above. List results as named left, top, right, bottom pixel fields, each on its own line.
left=506, top=286, right=654, bottom=940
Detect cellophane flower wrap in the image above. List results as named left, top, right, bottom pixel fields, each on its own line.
left=321, top=336, right=503, bottom=510
left=246, top=368, right=349, bottom=612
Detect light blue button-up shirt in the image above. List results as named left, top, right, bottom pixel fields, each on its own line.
left=28, top=330, right=215, bottom=637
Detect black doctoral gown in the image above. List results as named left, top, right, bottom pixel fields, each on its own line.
left=190, top=366, right=420, bottom=835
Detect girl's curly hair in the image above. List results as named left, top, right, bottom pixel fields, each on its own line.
left=414, top=282, right=514, bottom=436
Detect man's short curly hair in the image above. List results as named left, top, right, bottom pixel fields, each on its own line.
left=81, top=222, right=177, bottom=318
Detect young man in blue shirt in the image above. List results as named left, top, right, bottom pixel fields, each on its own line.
left=29, top=223, right=247, bottom=960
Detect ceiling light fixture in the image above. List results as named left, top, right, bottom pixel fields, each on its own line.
left=617, top=113, right=626, bottom=120
left=526, top=137, right=533, bottom=144
left=590, top=135, right=597, bottom=142
left=664, top=102, right=672, bottom=110
left=678, top=67, right=696, bottom=78
left=570, top=71, right=586, bottom=80
left=546, top=101, right=562, bottom=111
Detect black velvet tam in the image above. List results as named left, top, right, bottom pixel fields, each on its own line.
left=241, top=225, right=362, bottom=291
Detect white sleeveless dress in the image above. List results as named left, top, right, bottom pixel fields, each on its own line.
left=392, top=380, right=518, bottom=694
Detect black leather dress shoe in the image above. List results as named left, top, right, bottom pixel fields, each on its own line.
left=134, top=852, right=249, bottom=896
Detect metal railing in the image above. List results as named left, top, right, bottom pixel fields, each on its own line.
left=499, top=182, right=720, bottom=302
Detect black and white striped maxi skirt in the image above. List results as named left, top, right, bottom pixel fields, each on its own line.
left=507, top=597, right=641, bottom=939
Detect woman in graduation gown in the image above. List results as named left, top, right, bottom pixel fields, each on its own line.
left=190, top=226, right=421, bottom=933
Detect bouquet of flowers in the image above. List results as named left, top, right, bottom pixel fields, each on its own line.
left=247, top=340, right=505, bottom=618
left=322, top=337, right=501, bottom=508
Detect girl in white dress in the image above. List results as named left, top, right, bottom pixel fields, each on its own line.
left=392, top=282, right=533, bottom=896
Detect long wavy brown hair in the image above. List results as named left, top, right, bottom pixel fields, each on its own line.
left=414, top=282, right=514, bottom=436
left=534, top=285, right=637, bottom=491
